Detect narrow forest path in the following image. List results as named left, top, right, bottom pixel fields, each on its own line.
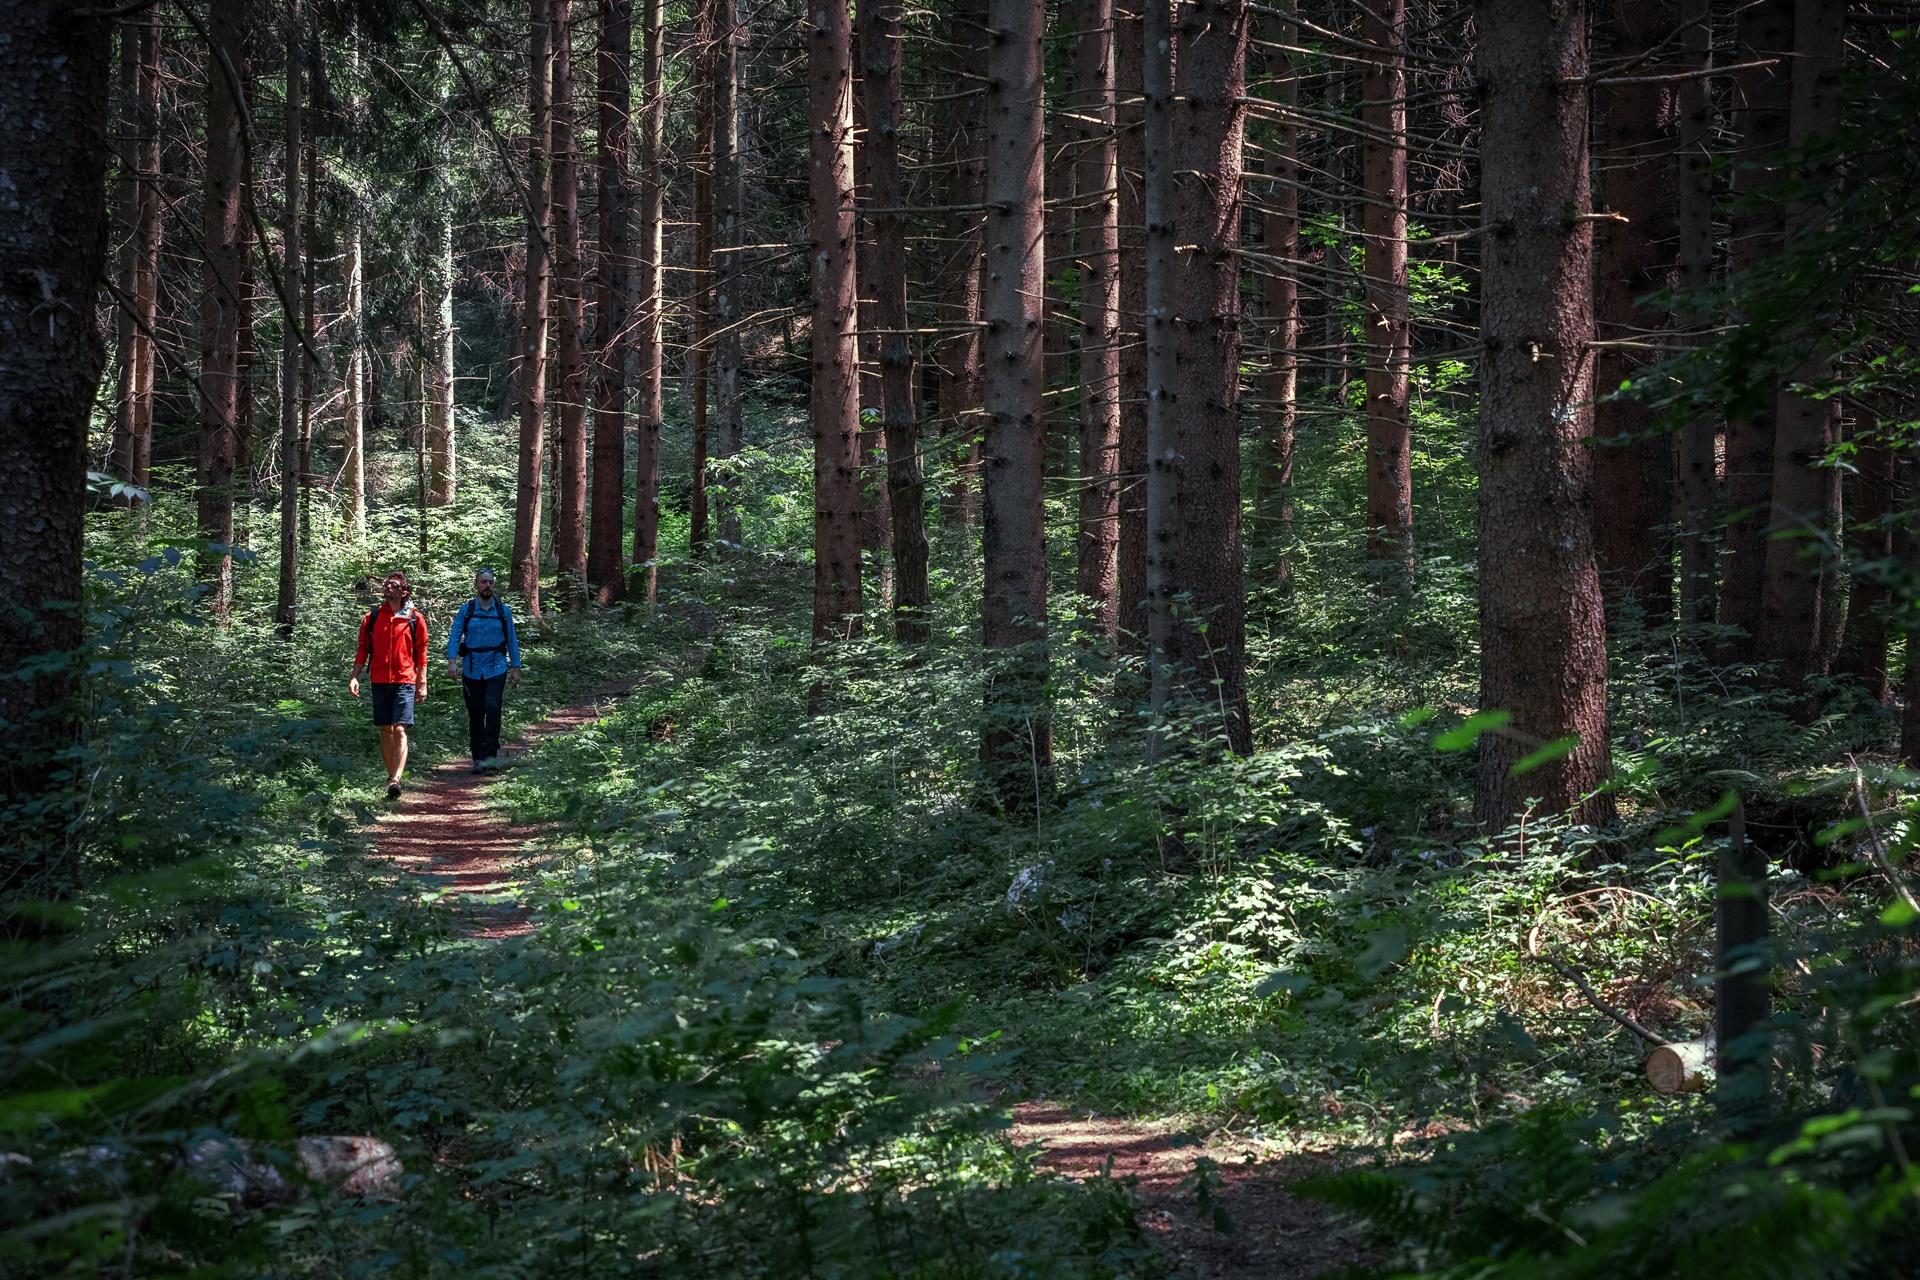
left=1011, top=1103, right=1374, bottom=1279
left=365, top=669, right=662, bottom=939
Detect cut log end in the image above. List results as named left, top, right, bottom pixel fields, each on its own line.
left=1646, top=1039, right=1713, bottom=1095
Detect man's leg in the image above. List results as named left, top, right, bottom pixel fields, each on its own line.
left=463, top=675, right=486, bottom=765
left=482, top=674, right=507, bottom=763
left=392, top=725, right=409, bottom=781
left=380, top=725, right=402, bottom=784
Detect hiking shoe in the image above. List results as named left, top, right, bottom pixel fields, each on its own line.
left=386, top=782, right=402, bottom=801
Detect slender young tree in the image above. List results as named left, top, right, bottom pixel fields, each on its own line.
left=275, top=1, right=305, bottom=640
left=1673, top=0, right=1716, bottom=623
left=1759, top=0, right=1846, bottom=692
left=427, top=122, right=457, bottom=508
left=1591, top=0, right=1677, bottom=624
left=1260, top=35, right=1301, bottom=591
left=808, top=0, right=865, bottom=642
left=1113, top=3, right=1149, bottom=650
left=713, top=0, right=745, bottom=549
left=299, top=99, right=318, bottom=544
left=197, top=0, right=249, bottom=616
left=589, top=0, right=632, bottom=602
left=111, top=13, right=162, bottom=495
left=1073, top=0, right=1121, bottom=635
left=1836, top=404, right=1893, bottom=701
left=512, top=0, right=556, bottom=611
left=1474, top=0, right=1614, bottom=829
left=935, top=0, right=988, bottom=529
left=1150, top=0, right=1252, bottom=755
left=863, top=0, right=929, bottom=639
left=689, top=3, right=714, bottom=556
left=979, top=0, right=1053, bottom=795
left=552, top=0, right=589, bottom=602
left=1361, top=0, right=1414, bottom=581
left=631, top=0, right=664, bottom=602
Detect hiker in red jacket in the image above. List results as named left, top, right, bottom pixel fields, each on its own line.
left=349, top=571, right=429, bottom=800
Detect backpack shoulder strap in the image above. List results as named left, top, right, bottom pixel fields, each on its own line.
left=359, top=610, right=375, bottom=659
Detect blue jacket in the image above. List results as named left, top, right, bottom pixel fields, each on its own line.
left=446, top=596, right=521, bottom=680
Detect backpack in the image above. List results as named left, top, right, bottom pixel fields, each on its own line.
left=456, top=598, right=511, bottom=658
left=359, top=607, right=427, bottom=671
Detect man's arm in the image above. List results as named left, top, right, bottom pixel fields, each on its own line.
left=350, top=615, right=370, bottom=696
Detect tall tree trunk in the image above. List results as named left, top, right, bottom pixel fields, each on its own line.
left=1113, top=3, right=1150, bottom=650
left=1261, top=34, right=1300, bottom=592
left=275, top=1, right=304, bottom=640
left=808, top=0, right=865, bottom=642
left=551, top=0, right=588, bottom=603
left=300, top=99, right=317, bottom=545
left=590, top=0, right=632, bottom=602
left=1361, top=0, right=1414, bottom=582
left=713, top=0, right=745, bottom=550
left=1141, top=0, right=1178, bottom=724
left=936, top=0, right=988, bottom=529
left=1835, top=405, right=1892, bottom=702
left=343, top=214, right=366, bottom=540
left=631, top=0, right=664, bottom=602
left=1673, top=0, right=1717, bottom=624
left=1759, top=0, right=1845, bottom=694
left=198, top=0, right=249, bottom=616
left=1592, top=0, right=1677, bottom=626
left=863, top=0, right=930, bottom=640
left=1474, top=0, right=1614, bottom=830
left=1150, top=0, right=1252, bottom=756
left=979, top=0, right=1053, bottom=799
left=0, top=0, right=112, bottom=869
left=690, top=6, right=713, bottom=556
left=1072, top=0, right=1120, bottom=637
left=1717, top=0, right=1794, bottom=656
left=112, top=15, right=161, bottom=496
left=427, top=124, right=457, bottom=508
left=512, top=0, right=554, bottom=612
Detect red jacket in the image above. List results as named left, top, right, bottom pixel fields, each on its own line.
left=356, top=604, right=429, bottom=686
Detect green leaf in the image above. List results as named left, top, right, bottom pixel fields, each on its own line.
left=1433, top=711, right=1511, bottom=752
left=1880, top=898, right=1918, bottom=928
left=1510, top=735, right=1580, bottom=776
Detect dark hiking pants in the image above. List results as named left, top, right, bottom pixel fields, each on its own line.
left=462, top=673, right=507, bottom=764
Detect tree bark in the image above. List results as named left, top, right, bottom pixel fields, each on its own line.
left=552, top=0, right=588, bottom=604
left=1474, top=0, right=1615, bottom=830
left=300, top=100, right=317, bottom=545
left=631, top=0, right=664, bottom=602
left=690, top=5, right=713, bottom=557
left=111, top=14, right=161, bottom=495
left=1141, top=0, right=1177, bottom=717
left=0, top=0, right=112, bottom=862
left=1361, top=0, right=1414, bottom=582
left=1835, top=405, right=1892, bottom=702
left=1592, top=0, right=1677, bottom=626
left=1717, top=0, right=1794, bottom=657
left=1260, top=36, right=1300, bottom=592
left=590, top=0, right=631, bottom=602
left=1072, top=0, right=1121, bottom=637
left=1150, top=0, right=1252, bottom=756
left=809, top=0, right=865, bottom=642
left=1114, top=3, right=1150, bottom=650
left=863, top=0, right=930, bottom=640
left=936, top=1, right=989, bottom=530
left=713, top=0, right=745, bottom=550
left=275, top=1, right=304, bottom=640
left=427, top=125, right=457, bottom=509
left=979, top=0, right=1053, bottom=799
left=1759, top=0, right=1845, bottom=694
left=197, top=0, right=249, bottom=616
left=1673, top=0, right=1716, bottom=624
left=513, top=0, right=555, bottom=612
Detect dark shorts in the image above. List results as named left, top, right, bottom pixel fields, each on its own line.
left=371, top=682, right=416, bottom=727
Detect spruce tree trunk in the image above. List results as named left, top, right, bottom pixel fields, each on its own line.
left=513, top=0, right=555, bottom=612
left=1835, top=405, right=1892, bottom=702
left=0, top=0, right=112, bottom=862
left=1261, top=34, right=1300, bottom=592
left=936, top=0, right=988, bottom=529
left=713, top=0, right=745, bottom=550
left=1673, top=0, right=1717, bottom=624
left=1592, top=0, right=1677, bottom=626
left=1113, top=3, right=1150, bottom=651
left=1759, top=0, right=1845, bottom=694
left=690, top=7, right=713, bottom=556
left=631, top=0, right=664, bottom=603
left=1072, top=0, right=1121, bottom=637
left=808, top=0, right=866, bottom=642
left=1474, top=0, right=1615, bottom=830
left=300, top=107, right=318, bottom=545
left=979, top=0, right=1053, bottom=800
left=1717, top=0, right=1794, bottom=656
left=428, top=125, right=457, bottom=509
left=1141, top=0, right=1177, bottom=715
left=275, top=3, right=304, bottom=640
left=552, top=0, right=589, bottom=603
left=1152, top=0, right=1252, bottom=756
left=590, top=0, right=632, bottom=602
left=863, top=0, right=930, bottom=639
left=112, top=15, right=162, bottom=496
left=343, top=214, right=366, bottom=540
left=198, top=0, right=249, bottom=616
left=1361, top=0, right=1414, bottom=582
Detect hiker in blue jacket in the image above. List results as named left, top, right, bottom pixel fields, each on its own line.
left=444, top=568, right=522, bottom=772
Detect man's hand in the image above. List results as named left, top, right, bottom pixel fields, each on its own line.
left=416, top=682, right=428, bottom=704
left=508, top=668, right=523, bottom=687
left=446, top=659, right=460, bottom=678
left=349, top=675, right=361, bottom=698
